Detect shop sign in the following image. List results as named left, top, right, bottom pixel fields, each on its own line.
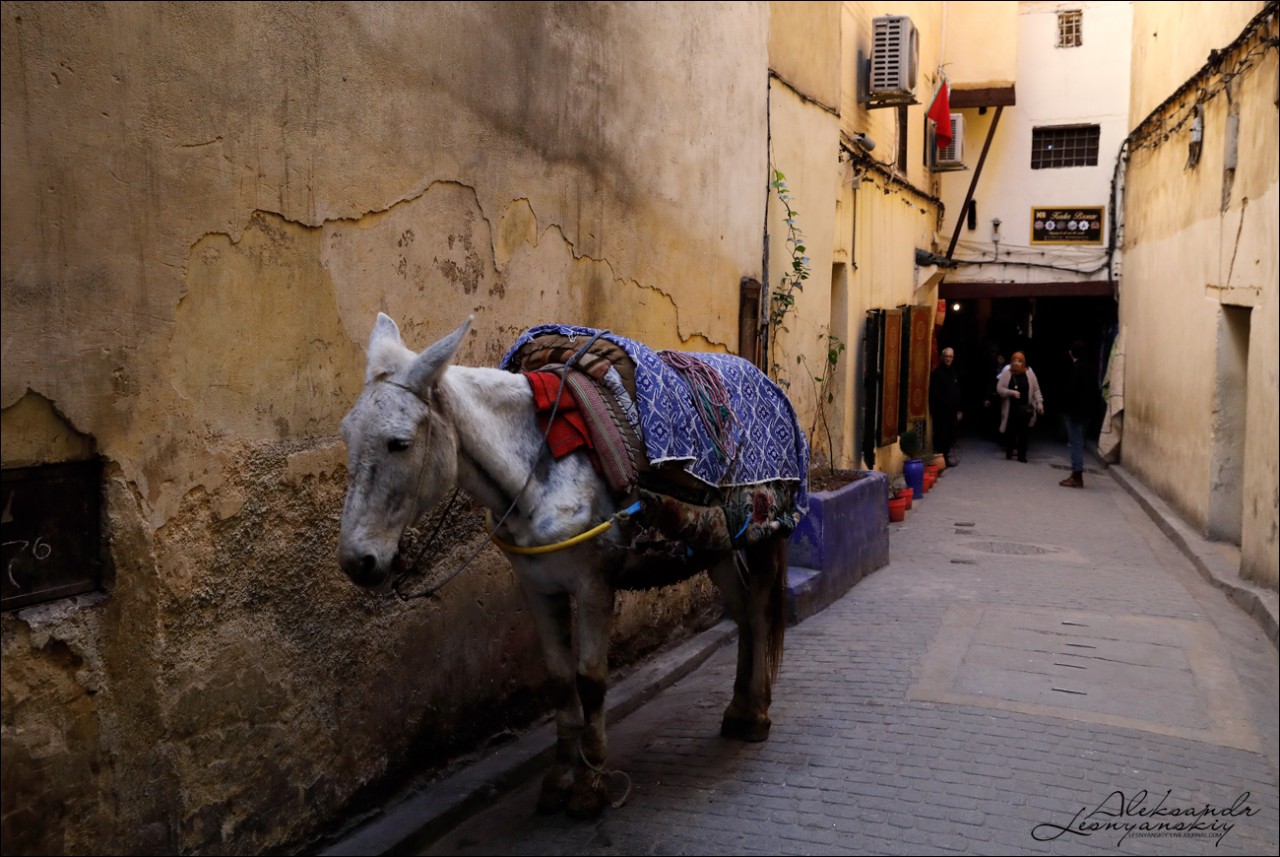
left=1031, top=206, right=1104, bottom=244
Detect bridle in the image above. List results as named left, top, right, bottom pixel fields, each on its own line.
left=367, top=378, right=473, bottom=601
left=383, top=330, right=615, bottom=601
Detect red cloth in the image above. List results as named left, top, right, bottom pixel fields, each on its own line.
left=526, top=371, right=593, bottom=459
left=928, top=81, right=952, bottom=150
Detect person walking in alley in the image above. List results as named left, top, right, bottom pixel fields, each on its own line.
left=930, top=347, right=964, bottom=467
left=982, top=350, right=1007, bottom=439
left=1059, top=340, right=1097, bottom=488
left=996, top=351, right=1043, bottom=462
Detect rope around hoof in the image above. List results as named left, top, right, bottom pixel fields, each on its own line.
left=579, top=745, right=633, bottom=809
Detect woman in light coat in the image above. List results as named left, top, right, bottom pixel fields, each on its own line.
left=996, top=351, right=1044, bottom=462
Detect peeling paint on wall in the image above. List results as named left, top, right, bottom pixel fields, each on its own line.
left=1, top=3, right=769, bottom=853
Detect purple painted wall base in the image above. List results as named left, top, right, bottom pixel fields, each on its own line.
left=785, top=470, right=890, bottom=625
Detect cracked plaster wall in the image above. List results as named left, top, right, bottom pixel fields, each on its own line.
left=1120, top=2, right=1278, bottom=589
left=1, top=2, right=769, bottom=853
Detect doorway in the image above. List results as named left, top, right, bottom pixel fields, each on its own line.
left=936, top=293, right=1118, bottom=446
left=1208, top=305, right=1249, bottom=544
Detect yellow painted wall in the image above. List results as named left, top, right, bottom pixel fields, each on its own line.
left=841, top=0, right=944, bottom=194
left=942, top=0, right=1018, bottom=88
left=1129, top=1, right=1269, bottom=126
left=835, top=2, right=947, bottom=471
left=0, top=3, right=769, bottom=852
left=770, top=0, right=842, bottom=108
left=767, top=87, right=842, bottom=452
left=1121, top=2, right=1278, bottom=588
left=767, top=2, right=843, bottom=461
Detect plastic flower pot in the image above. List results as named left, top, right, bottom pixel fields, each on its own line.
left=888, top=495, right=907, bottom=522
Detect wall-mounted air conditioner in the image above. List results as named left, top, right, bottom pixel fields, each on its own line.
left=931, top=113, right=966, bottom=170
left=869, top=15, right=919, bottom=103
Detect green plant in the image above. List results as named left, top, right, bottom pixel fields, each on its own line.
left=898, top=429, right=922, bottom=460
left=802, top=330, right=846, bottom=472
left=767, top=168, right=811, bottom=387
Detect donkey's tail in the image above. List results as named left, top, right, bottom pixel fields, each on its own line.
left=765, top=536, right=788, bottom=686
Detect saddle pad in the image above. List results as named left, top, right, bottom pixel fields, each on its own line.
left=501, top=325, right=809, bottom=511
left=525, top=367, right=638, bottom=496
left=526, top=370, right=592, bottom=459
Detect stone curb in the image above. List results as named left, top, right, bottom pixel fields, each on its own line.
left=1106, top=462, right=1278, bottom=648
left=317, top=619, right=738, bottom=856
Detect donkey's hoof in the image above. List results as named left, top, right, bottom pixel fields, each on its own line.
left=721, top=715, right=771, bottom=742
left=536, top=783, right=570, bottom=814
left=565, top=770, right=608, bottom=818
left=536, top=768, right=573, bottom=814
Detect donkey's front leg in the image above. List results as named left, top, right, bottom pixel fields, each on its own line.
left=519, top=586, right=582, bottom=814
left=567, top=577, right=615, bottom=818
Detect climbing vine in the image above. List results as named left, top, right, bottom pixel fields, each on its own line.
left=767, top=168, right=811, bottom=387
left=801, top=330, right=846, bottom=471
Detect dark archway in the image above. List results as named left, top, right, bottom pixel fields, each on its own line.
left=935, top=288, right=1117, bottom=449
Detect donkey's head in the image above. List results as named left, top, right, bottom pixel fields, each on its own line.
left=338, top=313, right=471, bottom=591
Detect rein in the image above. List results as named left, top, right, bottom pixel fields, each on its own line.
left=392, top=329, right=614, bottom=601
left=485, top=501, right=641, bottom=556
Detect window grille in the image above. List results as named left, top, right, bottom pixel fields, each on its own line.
left=1031, top=125, right=1099, bottom=169
left=1057, top=10, right=1082, bottom=48
left=1, top=460, right=104, bottom=612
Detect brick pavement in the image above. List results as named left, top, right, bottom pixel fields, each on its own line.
left=324, top=439, right=1279, bottom=856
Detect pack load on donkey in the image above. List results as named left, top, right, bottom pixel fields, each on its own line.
left=500, top=324, right=809, bottom=569
left=338, top=315, right=809, bottom=817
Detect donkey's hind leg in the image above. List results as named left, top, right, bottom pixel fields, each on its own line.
left=710, top=536, right=788, bottom=742
left=519, top=587, right=581, bottom=814
left=565, top=577, right=615, bottom=818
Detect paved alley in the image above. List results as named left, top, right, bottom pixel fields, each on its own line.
left=326, top=439, right=1279, bottom=856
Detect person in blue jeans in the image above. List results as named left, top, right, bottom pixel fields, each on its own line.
left=1059, top=340, right=1097, bottom=488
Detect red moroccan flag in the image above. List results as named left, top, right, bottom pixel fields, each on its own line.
left=928, top=81, right=952, bottom=149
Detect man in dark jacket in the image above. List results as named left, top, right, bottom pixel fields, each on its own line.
left=930, top=347, right=964, bottom=467
left=1059, top=340, right=1098, bottom=488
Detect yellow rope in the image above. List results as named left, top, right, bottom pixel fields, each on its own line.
left=485, top=501, right=641, bottom=556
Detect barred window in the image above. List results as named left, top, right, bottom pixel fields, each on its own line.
left=1057, top=10, right=1082, bottom=48
left=2, top=460, right=104, bottom=612
left=1031, top=125, right=1099, bottom=169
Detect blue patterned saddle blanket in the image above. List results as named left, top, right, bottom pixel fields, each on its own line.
left=500, top=325, right=809, bottom=512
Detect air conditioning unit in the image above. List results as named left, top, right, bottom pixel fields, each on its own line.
left=931, top=113, right=966, bottom=170
left=870, top=15, right=919, bottom=102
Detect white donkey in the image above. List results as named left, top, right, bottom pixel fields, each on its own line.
left=339, top=314, right=791, bottom=817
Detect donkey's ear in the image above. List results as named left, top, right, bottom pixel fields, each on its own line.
left=365, top=312, right=411, bottom=382
left=404, top=316, right=473, bottom=395
left=369, top=312, right=402, bottom=350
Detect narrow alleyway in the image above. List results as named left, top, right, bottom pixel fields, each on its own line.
left=326, top=438, right=1279, bottom=856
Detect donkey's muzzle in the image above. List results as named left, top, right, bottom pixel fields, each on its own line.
left=340, top=549, right=393, bottom=590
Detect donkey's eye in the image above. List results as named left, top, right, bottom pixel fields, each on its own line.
left=387, top=438, right=412, bottom=453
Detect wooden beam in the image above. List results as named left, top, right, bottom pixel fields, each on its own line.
left=939, top=280, right=1115, bottom=299
left=949, top=86, right=1017, bottom=108
left=946, top=105, right=1003, bottom=260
